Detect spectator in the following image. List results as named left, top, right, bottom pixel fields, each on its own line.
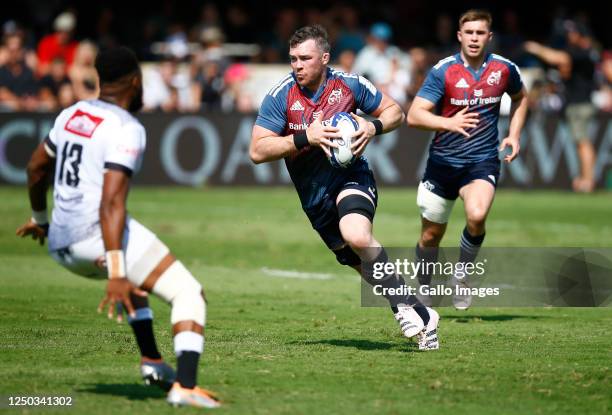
left=352, top=22, right=411, bottom=101
left=259, top=8, right=299, bottom=62
left=525, top=20, right=601, bottom=192
left=594, top=51, right=612, bottom=112
left=191, top=26, right=227, bottom=76
left=144, top=56, right=197, bottom=112
left=189, top=3, right=222, bottom=43
left=0, top=34, right=39, bottom=111
left=36, top=11, right=78, bottom=77
left=194, top=59, right=224, bottom=111
left=1, top=20, right=38, bottom=72
left=225, top=5, right=254, bottom=44
left=38, top=57, right=71, bottom=110
left=332, top=5, right=366, bottom=57
left=405, top=47, right=429, bottom=107
left=221, top=63, right=254, bottom=113
left=337, top=49, right=356, bottom=73
left=57, top=82, right=76, bottom=109
left=68, top=41, right=99, bottom=101
left=429, top=14, right=456, bottom=63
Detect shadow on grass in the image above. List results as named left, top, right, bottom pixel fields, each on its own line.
left=444, top=314, right=548, bottom=323
left=290, top=338, right=418, bottom=352
left=77, top=383, right=166, bottom=401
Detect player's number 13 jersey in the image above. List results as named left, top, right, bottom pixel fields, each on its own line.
left=43, top=99, right=146, bottom=250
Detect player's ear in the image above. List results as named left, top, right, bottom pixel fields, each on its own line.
left=456, top=30, right=462, bottom=43
left=488, top=31, right=493, bottom=42
left=131, top=72, right=142, bottom=89
left=321, top=52, right=330, bottom=65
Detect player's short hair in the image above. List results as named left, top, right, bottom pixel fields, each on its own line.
left=289, top=25, right=330, bottom=54
left=459, top=9, right=493, bottom=30
left=95, top=46, right=140, bottom=85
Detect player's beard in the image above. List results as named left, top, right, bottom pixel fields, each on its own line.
left=129, top=86, right=144, bottom=113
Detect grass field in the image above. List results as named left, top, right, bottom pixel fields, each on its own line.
left=1, top=187, right=611, bottom=414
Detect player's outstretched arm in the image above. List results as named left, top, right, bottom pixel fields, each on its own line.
left=407, top=96, right=479, bottom=138
left=499, top=88, right=529, bottom=163
left=16, top=142, right=54, bottom=245
left=350, top=93, right=405, bottom=156
left=98, top=170, right=136, bottom=320
left=524, top=41, right=571, bottom=69
left=250, top=122, right=340, bottom=163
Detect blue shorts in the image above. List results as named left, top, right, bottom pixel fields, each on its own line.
left=304, top=169, right=378, bottom=250
left=422, top=157, right=500, bottom=200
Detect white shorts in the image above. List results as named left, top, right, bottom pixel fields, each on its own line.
left=49, top=217, right=170, bottom=287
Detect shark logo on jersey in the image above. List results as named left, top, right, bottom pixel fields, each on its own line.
left=328, top=88, right=343, bottom=105
left=487, top=70, right=502, bottom=86
left=455, top=78, right=469, bottom=88
left=64, top=110, right=104, bottom=138
left=290, top=100, right=304, bottom=111
left=368, top=186, right=376, bottom=198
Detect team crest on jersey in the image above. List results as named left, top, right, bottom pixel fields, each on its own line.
left=64, top=109, right=104, bottom=138
left=328, top=88, right=343, bottom=105
left=487, top=70, right=502, bottom=86
left=455, top=78, right=469, bottom=88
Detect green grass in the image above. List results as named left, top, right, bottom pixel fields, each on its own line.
left=1, top=187, right=611, bottom=414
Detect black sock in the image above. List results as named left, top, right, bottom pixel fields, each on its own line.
left=459, top=227, right=485, bottom=264
left=362, top=248, right=429, bottom=325
left=362, top=248, right=409, bottom=308
left=130, top=318, right=162, bottom=360
left=415, top=243, right=439, bottom=286
left=411, top=302, right=430, bottom=326
left=176, top=351, right=200, bottom=389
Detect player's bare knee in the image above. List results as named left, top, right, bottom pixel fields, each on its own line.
left=420, top=229, right=443, bottom=247
left=344, top=230, right=373, bottom=252
left=466, top=207, right=488, bottom=227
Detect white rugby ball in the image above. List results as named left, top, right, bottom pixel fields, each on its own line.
left=329, top=112, right=358, bottom=168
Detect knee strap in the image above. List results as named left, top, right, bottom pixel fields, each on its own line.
left=337, top=194, right=375, bottom=222
left=151, top=261, right=206, bottom=326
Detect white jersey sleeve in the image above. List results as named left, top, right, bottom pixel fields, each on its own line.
left=44, top=125, right=58, bottom=158
left=103, top=122, right=146, bottom=177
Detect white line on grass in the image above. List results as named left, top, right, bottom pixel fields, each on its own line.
left=260, top=267, right=336, bottom=280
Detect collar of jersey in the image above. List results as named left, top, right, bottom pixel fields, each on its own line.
left=455, top=52, right=492, bottom=81
left=293, top=67, right=333, bottom=104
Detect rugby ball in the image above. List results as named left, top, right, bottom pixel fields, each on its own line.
left=329, top=112, right=358, bottom=168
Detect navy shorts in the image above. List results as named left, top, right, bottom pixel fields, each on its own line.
left=305, top=169, right=378, bottom=250
left=422, top=157, right=500, bottom=200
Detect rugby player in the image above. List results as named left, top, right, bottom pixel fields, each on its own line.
left=407, top=10, right=529, bottom=309
left=250, top=25, right=440, bottom=350
left=16, top=47, right=220, bottom=408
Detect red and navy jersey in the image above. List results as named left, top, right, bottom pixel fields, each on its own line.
left=417, top=53, right=523, bottom=167
left=255, top=67, right=381, bottom=211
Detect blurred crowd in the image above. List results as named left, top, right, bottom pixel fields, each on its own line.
left=1, top=5, right=611, bottom=115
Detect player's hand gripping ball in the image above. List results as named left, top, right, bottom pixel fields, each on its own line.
left=329, top=112, right=358, bottom=168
